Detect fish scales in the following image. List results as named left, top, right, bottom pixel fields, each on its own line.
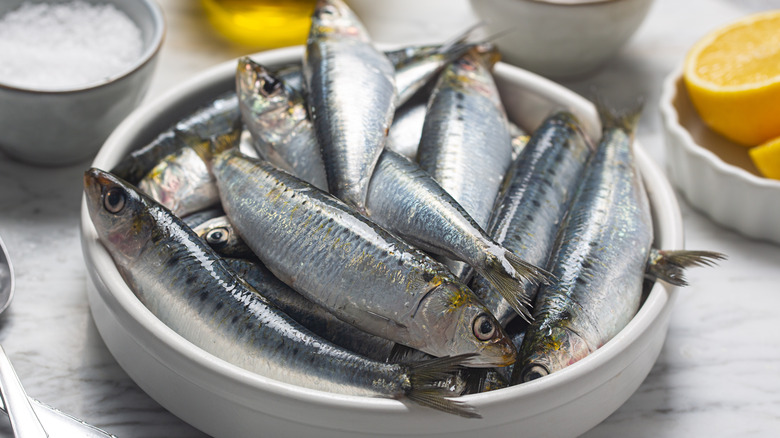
left=213, top=150, right=516, bottom=366
left=512, top=109, right=652, bottom=383
left=84, top=168, right=483, bottom=417
left=304, top=0, right=396, bottom=212
left=87, top=171, right=402, bottom=396
left=237, top=58, right=329, bottom=191
left=366, top=149, right=551, bottom=320
left=471, top=112, right=593, bottom=325
left=111, top=92, right=241, bottom=184
left=227, top=258, right=396, bottom=362
left=218, top=154, right=444, bottom=330
left=417, top=48, right=512, bottom=229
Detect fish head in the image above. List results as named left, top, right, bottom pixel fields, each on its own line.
left=309, top=0, right=368, bottom=41
left=193, top=216, right=253, bottom=259
left=236, top=58, right=287, bottom=107
left=414, top=279, right=516, bottom=368
left=84, top=168, right=157, bottom=264
left=513, top=320, right=591, bottom=383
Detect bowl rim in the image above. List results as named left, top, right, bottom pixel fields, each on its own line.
left=659, top=64, right=780, bottom=190
left=0, top=0, right=166, bottom=94
left=81, top=45, right=684, bottom=425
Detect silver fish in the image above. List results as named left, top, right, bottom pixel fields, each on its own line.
left=471, top=112, right=592, bottom=325
left=111, top=92, right=242, bottom=184
left=304, top=0, right=396, bottom=212
left=226, top=258, right=396, bottom=362
left=416, top=46, right=513, bottom=280
left=193, top=216, right=254, bottom=259
left=511, top=107, right=725, bottom=384
left=262, top=38, right=476, bottom=106
left=212, top=150, right=516, bottom=367
left=181, top=207, right=224, bottom=229
left=237, top=57, right=329, bottom=191
left=416, top=46, right=512, bottom=229
left=136, top=133, right=234, bottom=217
left=388, top=97, right=428, bottom=160
left=366, top=149, right=551, bottom=319
left=390, top=39, right=476, bottom=106
left=84, top=168, right=481, bottom=418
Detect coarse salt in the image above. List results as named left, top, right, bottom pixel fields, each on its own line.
left=0, top=1, right=144, bottom=90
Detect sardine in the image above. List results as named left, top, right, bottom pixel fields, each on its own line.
left=212, top=150, right=516, bottom=367
left=111, top=92, right=242, bottom=184
left=193, top=216, right=254, bottom=259
left=136, top=133, right=234, bottom=217
left=416, top=46, right=513, bottom=279
left=366, top=149, right=551, bottom=319
left=181, top=207, right=225, bottom=229
left=471, top=112, right=592, bottom=325
left=237, top=57, right=329, bottom=191
left=390, top=38, right=476, bottom=106
left=511, top=107, right=725, bottom=384
left=226, top=257, right=395, bottom=362
left=84, top=168, right=481, bottom=418
left=388, top=97, right=428, bottom=160
left=416, top=46, right=512, bottom=229
left=304, top=0, right=396, bottom=212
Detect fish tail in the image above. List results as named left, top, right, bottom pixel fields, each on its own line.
left=596, top=98, right=644, bottom=135
left=646, top=249, right=726, bottom=286
left=437, top=22, right=484, bottom=53
left=405, top=354, right=482, bottom=419
left=480, top=250, right=552, bottom=323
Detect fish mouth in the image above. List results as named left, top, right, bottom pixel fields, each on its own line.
left=84, top=168, right=116, bottom=190
left=461, top=337, right=517, bottom=368
left=83, top=168, right=108, bottom=203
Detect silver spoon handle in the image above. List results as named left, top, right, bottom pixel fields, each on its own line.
left=0, top=345, right=48, bottom=437
left=0, top=396, right=118, bottom=438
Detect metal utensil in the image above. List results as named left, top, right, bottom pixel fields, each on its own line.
left=0, top=236, right=116, bottom=437
left=0, top=234, right=14, bottom=316
left=0, top=345, right=48, bottom=437
left=0, top=394, right=117, bottom=438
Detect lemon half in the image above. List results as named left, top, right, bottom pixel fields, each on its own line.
left=684, top=10, right=780, bottom=147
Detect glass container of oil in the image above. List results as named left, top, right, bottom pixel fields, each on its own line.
left=201, top=0, right=317, bottom=49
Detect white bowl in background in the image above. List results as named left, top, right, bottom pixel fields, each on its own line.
left=81, top=46, right=684, bottom=438
left=660, top=66, right=780, bottom=245
left=0, top=0, right=164, bottom=166
left=469, top=0, right=655, bottom=78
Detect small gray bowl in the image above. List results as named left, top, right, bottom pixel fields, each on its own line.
left=0, top=0, right=165, bottom=166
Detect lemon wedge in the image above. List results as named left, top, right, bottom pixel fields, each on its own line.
left=683, top=10, right=780, bottom=147
left=749, top=136, right=780, bottom=180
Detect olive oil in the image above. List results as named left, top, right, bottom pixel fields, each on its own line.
left=202, top=0, right=317, bottom=48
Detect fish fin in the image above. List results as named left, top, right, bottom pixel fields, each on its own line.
left=646, top=249, right=726, bottom=286
left=461, top=368, right=490, bottom=395
left=595, top=97, right=644, bottom=135
left=405, top=354, right=482, bottom=419
left=386, top=343, right=431, bottom=363
left=479, top=249, right=553, bottom=323
left=437, top=22, right=485, bottom=53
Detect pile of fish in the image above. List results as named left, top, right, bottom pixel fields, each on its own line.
left=83, top=0, right=724, bottom=418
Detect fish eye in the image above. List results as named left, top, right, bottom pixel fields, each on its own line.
left=103, top=187, right=126, bottom=214
left=522, top=364, right=549, bottom=382
left=205, top=227, right=229, bottom=247
left=473, top=314, right=496, bottom=341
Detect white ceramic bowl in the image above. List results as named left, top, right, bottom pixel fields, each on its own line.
left=469, top=0, right=655, bottom=78
left=660, top=66, right=780, bottom=245
left=81, top=46, right=684, bottom=438
left=0, top=0, right=164, bottom=166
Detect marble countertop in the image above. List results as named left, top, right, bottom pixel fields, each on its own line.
left=0, top=0, right=779, bottom=436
